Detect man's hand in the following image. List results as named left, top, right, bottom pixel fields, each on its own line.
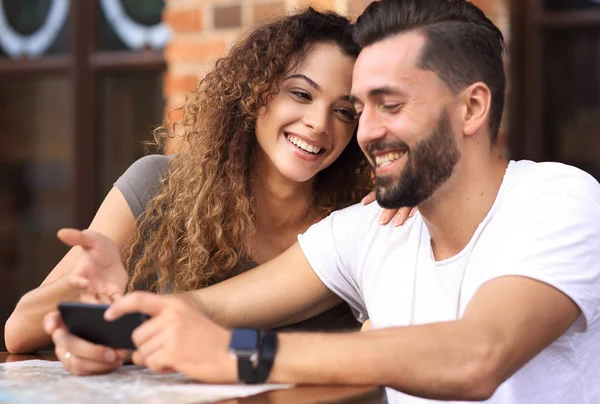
left=105, top=292, right=236, bottom=383
left=43, top=311, right=126, bottom=375
left=361, top=191, right=416, bottom=226
left=57, top=229, right=129, bottom=304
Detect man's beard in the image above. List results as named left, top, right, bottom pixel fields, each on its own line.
left=374, top=109, right=460, bottom=209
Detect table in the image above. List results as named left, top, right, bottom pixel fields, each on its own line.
left=1, top=352, right=384, bottom=403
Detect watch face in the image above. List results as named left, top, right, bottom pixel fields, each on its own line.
left=229, top=328, right=259, bottom=352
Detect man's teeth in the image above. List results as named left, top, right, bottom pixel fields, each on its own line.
left=375, top=152, right=404, bottom=167
left=286, top=134, right=322, bottom=154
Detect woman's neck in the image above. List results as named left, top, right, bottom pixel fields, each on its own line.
left=252, top=153, right=317, bottom=236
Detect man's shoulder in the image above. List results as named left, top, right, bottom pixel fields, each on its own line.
left=508, top=160, right=600, bottom=200
left=325, top=201, right=422, bottom=252
left=330, top=201, right=384, bottom=223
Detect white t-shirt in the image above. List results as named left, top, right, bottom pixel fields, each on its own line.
left=298, top=160, right=600, bottom=404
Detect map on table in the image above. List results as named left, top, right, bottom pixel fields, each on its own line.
left=0, top=360, right=290, bottom=403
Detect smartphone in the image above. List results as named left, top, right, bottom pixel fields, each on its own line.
left=57, top=302, right=149, bottom=350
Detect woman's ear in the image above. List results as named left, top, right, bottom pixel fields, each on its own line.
left=460, top=82, right=492, bottom=137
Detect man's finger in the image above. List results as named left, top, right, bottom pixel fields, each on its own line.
left=105, top=291, right=165, bottom=320
left=131, top=349, right=145, bottom=366
left=144, top=350, right=174, bottom=375
left=131, top=315, right=168, bottom=349
left=133, top=326, right=168, bottom=363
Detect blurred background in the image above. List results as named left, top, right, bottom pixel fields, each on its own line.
left=0, top=0, right=599, bottom=350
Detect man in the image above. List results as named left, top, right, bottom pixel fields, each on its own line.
left=45, top=0, right=600, bottom=402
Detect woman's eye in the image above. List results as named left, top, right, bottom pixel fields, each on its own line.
left=336, top=108, right=358, bottom=121
left=291, top=90, right=311, bottom=101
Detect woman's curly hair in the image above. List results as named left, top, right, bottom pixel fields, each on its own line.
left=126, top=8, right=372, bottom=293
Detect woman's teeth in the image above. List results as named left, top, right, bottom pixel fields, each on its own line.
left=286, top=134, right=323, bottom=154
left=376, top=152, right=404, bottom=167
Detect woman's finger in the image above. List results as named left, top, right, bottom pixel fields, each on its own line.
left=408, top=207, right=417, bottom=218
left=43, top=311, right=64, bottom=335
left=109, top=291, right=124, bottom=302
left=68, top=274, right=90, bottom=290
left=95, top=292, right=113, bottom=304
left=361, top=191, right=376, bottom=205
left=116, top=349, right=130, bottom=362
left=56, top=344, right=123, bottom=376
left=80, top=294, right=102, bottom=304
left=57, top=228, right=97, bottom=250
left=379, top=209, right=396, bottom=225
left=51, top=327, right=119, bottom=365
left=392, top=208, right=411, bottom=226
left=70, top=255, right=99, bottom=295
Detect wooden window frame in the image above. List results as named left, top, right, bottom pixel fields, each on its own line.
left=0, top=1, right=166, bottom=228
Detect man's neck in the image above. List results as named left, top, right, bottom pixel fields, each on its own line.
left=419, top=151, right=508, bottom=261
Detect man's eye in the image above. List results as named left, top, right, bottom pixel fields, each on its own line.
left=382, top=103, right=401, bottom=111
left=291, top=91, right=311, bottom=101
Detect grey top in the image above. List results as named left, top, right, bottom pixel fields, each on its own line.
left=115, top=155, right=359, bottom=332
left=115, top=154, right=173, bottom=220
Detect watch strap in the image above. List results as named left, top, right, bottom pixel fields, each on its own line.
left=231, top=329, right=278, bottom=384
left=254, top=331, right=278, bottom=384
left=237, top=352, right=259, bottom=384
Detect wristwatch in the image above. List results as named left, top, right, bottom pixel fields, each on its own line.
left=229, top=328, right=278, bottom=384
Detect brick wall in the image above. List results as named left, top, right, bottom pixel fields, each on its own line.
left=162, top=0, right=509, bottom=152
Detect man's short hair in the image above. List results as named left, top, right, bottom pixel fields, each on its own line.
left=354, top=0, right=506, bottom=143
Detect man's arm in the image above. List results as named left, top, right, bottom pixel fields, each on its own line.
left=178, top=243, right=343, bottom=329
left=106, top=271, right=579, bottom=400
left=269, top=275, right=580, bottom=400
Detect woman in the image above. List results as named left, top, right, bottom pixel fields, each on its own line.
left=5, top=8, right=407, bottom=364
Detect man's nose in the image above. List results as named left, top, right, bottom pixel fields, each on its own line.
left=357, top=107, right=386, bottom=146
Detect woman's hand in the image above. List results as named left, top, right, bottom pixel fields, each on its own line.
left=105, top=292, right=236, bottom=382
left=57, top=229, right=129, bottom=304
left=361, top=191, right=416, bottom=226
left=43, top=311, right=127, bottom=375
left=42, top=229, right=131, bottom=375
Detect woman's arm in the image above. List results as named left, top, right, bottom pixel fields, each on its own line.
left=42, top=237, right=341, bottom=376
left=4, top=187, right=135, bottom=353
left=178, top=242, right=342, bottom=330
